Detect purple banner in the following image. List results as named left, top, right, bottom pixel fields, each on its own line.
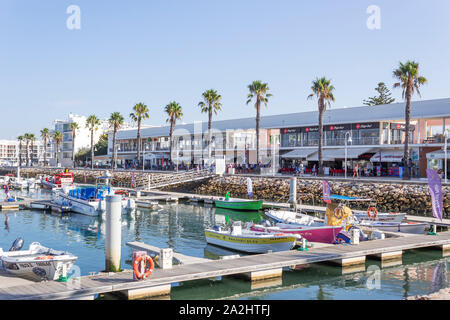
left=427, top=169, right=443, bottom=221
left=323, top=180, right=331, bottom=204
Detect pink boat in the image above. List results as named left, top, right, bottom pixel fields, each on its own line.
left=250, top=223, right=342, bottom=244
left=252, top=210, right=344, bottom=244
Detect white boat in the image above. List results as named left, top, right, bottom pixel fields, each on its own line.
left=135, top=200, right=161, bottom=209
left=205, top=221, right=301, bottom=253
left=0, top=241, right=77, bottom=281
left=358, top=221, right=428, bottom=234
left=353, top=211, right=405, bottom=223
left=52, top=177, right=136, bottom=216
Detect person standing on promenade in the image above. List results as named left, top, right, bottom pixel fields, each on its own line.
left=353, top=163, right=359, bottom=179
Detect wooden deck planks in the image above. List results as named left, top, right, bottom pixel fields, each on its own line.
left=1, top=232, right=450, bottom=300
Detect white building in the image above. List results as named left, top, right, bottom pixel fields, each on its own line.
left=0, top=140, right=48, bottom=166
left=52, top=113, right=135, bottom=167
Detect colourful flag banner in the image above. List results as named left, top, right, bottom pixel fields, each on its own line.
left=322, top=180, right=331, bottom=204
left=427, top=169, right=443, bottom=221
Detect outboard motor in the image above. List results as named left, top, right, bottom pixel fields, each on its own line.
left=9, top=237, right=24, bottom=252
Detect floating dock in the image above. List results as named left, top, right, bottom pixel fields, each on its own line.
left=1, top=231, right=450, bottom=300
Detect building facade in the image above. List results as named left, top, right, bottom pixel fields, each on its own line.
left=107, top=98, right=450, bottom=177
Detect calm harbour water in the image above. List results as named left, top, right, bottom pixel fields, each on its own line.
left=0, top=189, right=448, bottom=300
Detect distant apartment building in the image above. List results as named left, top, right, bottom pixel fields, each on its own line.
left=52, top=113, right=135, bottom=167
left=0, top=140, right=48, bottom=166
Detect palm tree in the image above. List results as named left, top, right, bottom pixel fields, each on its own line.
left=40, top=128, right=50, bottom=167
left=164, top=102, right=183, bottom=165
left=53, top=131, right=63, bottom=167
left=109, top=112, right=124, bottom=170
left=24, top=133, right=31, bottom=166
left=130, top=103, right=150, bottom=168
left=246, top=81, right=272, bottom=166
left=29, top=134, right=36, bottom=166
left=17, top=136, right=24, bottom=167
left=86, top=115, right=101, bottom=169
left=69, top=122, right=80, bottom=167
left=199, top=89, right=222, bottom=160
left=393, top=61, right=428, bottom=180
left=307, top=77, right=335, bottom=176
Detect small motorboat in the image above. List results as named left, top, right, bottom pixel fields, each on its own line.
left=205, top=221, right=301, bottom=253
left=0, top=239, right=78, bottom=281
left=263, top=210, right=344, bottom=244
left=135, top=200, right=161, bottom=210
left=40, top=171, right=74, bottom=190
left=214, top=194, right=263, bottom=211
left=357, top=221, right=428, bottom=234
left=353, top=211, right=405, bottom=223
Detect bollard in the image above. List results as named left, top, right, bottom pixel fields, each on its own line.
left=105, top=195, right=122, bottom=272
left=351, top=228, right=360, bottom=245
left=289, top=177, right=297, bottom=209
left=160, top=248, right=173, bottom=269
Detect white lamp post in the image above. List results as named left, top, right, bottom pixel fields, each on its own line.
left=344, top=131, right=352, bottom=179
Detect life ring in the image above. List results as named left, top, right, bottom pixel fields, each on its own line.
left=333, top=207, right=344, bottom=220
left=133, top=255, right=154, bottom=280
left=367, top=207, right=378, bottom=219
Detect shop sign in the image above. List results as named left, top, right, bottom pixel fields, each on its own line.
left=390, top=123, right=416, bottom=131
left=352, top=122, right=380, bottom=130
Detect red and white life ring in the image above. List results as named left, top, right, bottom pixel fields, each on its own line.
left=133, top=255, right=155, bottom=280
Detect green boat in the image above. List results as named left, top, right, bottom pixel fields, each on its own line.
left=214, top=199, right=263, bottom=211
left=214, top=208, right=264, bottom=223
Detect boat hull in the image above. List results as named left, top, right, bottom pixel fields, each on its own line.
left=251, top=224, right=342, bottom=244
left=204, top=230, right=297, bottom=253
left=361, top=222, right=428, bottom=234
left=214, top=200, right=263, bottom=211
left=354, top=212, right=405, bottom=223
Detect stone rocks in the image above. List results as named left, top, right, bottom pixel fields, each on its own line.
left=167, top=175, right=449, bottom=216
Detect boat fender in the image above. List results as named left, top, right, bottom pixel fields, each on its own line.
left=133, top=255, right=154, bottom=280
left=367, top=207, right=378, bottom=219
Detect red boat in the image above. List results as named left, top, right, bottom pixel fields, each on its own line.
left=41, top=169, right=74, bottom=190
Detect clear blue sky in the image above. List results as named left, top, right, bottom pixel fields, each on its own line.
left=0, top=0, right=449, bottom=140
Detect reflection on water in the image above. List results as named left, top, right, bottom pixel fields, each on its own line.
left=1, top=189, right=450, bottom=300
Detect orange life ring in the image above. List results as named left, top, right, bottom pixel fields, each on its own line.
left=133, top=255, right=154, bottom=280
left=333, top=207, right=344, bottom=220
left=367, top=207, right=378, bottom=219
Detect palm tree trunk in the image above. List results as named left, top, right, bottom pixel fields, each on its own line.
left=90, top=129, right=94, bottom=170
left=56, top=143, right=60, bottom=166
left=112, top=130, right=117, bottom=170
left=169, top=120, right=174, bottom=166
left=26, top=142, right=29, bottom=167
left=31, top=141, right=34, bottom=166
left=403, top=87, right=412, bottom=180
left=18, top=142, right=22, bottom=167
left=137, top=119, right=141, bottom=168
left=256, top=99, right=261, bottom=165
left=43, top=138, right=47, bottom=167
left=72, top=132, right=75, bottom=167
left=208, top=109, right=212, bottom=160
left=318, top=100, right=324, bottom=176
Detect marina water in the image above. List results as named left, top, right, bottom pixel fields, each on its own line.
left=0, top=189, right=449, bottom=300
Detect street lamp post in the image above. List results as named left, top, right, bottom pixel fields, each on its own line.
left=344, top=131, right=352, bottom=179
